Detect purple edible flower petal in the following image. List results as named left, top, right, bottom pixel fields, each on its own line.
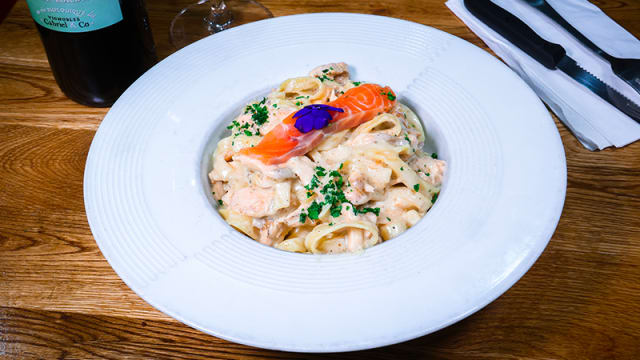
left=293, top=104, right=344, bottom=133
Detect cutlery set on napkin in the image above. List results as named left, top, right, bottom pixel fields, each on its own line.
left=447, top=0, right=640, bottom=150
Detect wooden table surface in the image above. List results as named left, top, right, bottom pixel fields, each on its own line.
left=1, top=0, right=639, bottom=358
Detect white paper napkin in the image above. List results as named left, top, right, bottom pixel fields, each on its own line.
left=446, top=0, right=640, bottom=150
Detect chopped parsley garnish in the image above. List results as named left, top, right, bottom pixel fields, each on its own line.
left=243, top=130, right=253, bottom=136
left=404, top=134, right=411, bottom=143
left=299, top=212, right=307, bottom=223
left=316, top=75, right=333, bottom=82
left=273, top=103, right=277, bottom=108
left=355, top=207, right=380, bottom=216
left=295, top=101, right=302, bottom=106
left=431, top=152, right=438, bottom=159
left=380, top=91, right=396, bottom=101
left=330, top=205, right=342, bottom=217
left=295, top=96, right=306, bottom=99
left=244, top=98, right=269, bottom=126
left=339, top=163, right=344, bottom=169
left=413, top=184, right=420, bottom=192
left=322, top=69, right=329, bottom=73
left=301, top=165, right=381, bottom=219
left=386, top=217, right=391, bottom=221
left=400, top=167, right=404, bottom=171
left=304, top=175, right=320, bottom=190
left=307, top=201, right=323, bottom=220
left=218, top=200, right=223, bottom=205
left=426, top=172, right=430, bottom=176
left=431, top=192, right=439, bottom=204
left=226, top=120, right=240, bottom=130
left=352, top=81, right=361, bottom=86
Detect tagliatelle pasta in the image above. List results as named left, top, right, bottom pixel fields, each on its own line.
left=209, top=62, right=446, bottom=254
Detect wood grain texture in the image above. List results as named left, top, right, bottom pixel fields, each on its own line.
left=1, top=0, right=639, bottom=359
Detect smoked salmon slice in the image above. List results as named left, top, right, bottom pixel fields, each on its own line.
left=238, top=83, right=397, bottom=165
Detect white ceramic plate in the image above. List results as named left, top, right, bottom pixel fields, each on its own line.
left=84, top=13, right=566, bottom=352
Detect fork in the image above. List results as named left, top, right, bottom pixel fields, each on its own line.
left=523, top=0, right=640, bottom=95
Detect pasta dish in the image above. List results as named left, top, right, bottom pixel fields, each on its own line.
left=209, top=63, right=446, bottom=253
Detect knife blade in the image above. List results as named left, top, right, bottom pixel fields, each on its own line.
left=463, top=0, right=640, bottom=123
left=522, top=0, right=640, bottom=97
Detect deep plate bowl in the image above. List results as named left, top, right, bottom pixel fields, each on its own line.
left=84, top=13, right=566, bottom=352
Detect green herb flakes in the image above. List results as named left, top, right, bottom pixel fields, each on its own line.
left=355, top=207, right=380, bottom=216
left=308, top=201, right=323, bottom=220
left=316, top=75, right=332, bottom=82
left=304, top=175, right=320, bottom=190
left=330, top=205, right=342, bottom=217
left=244, top=98, right=269, bottom=126
left=380, top=91, right=396, bottom=101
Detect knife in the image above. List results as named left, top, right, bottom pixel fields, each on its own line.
left=522, top=0, right=640, bottom=97
left=463, top=0, right=640, bottom=123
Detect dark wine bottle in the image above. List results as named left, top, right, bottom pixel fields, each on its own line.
left=26, top=0, right=157, bottom=107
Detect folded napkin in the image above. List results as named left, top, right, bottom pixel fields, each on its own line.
left=446, top=0, right=640, bottom=150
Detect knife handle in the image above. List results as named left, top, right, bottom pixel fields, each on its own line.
left=464, top=0, right=566, bottom=69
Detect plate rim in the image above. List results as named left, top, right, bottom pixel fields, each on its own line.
left=84, top=12, right=567, bottom=352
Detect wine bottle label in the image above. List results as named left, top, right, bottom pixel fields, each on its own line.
left=26, top=0, right=123, bottom=33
